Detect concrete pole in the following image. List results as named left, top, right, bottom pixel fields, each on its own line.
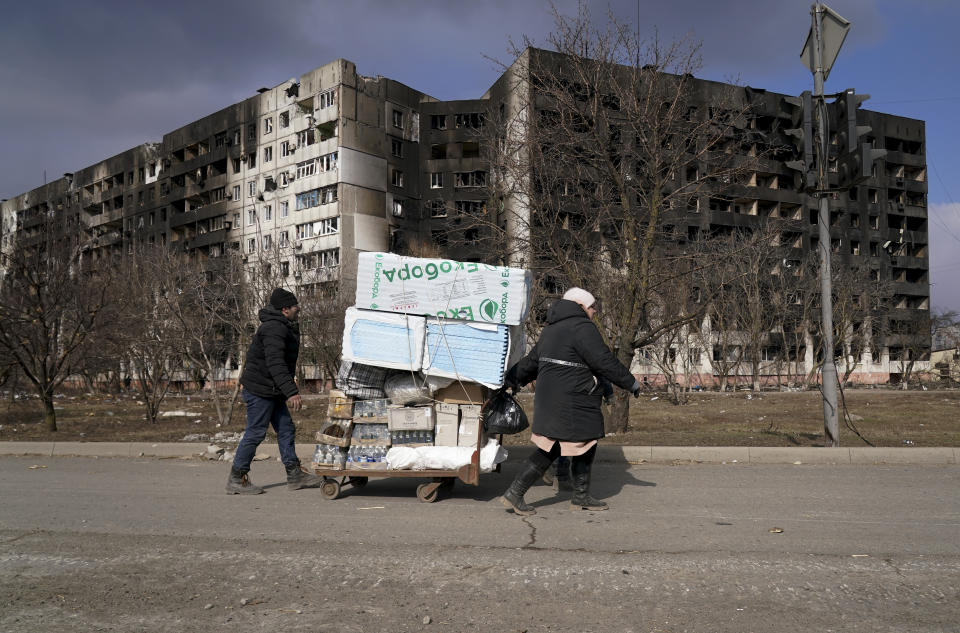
left=811, top=3, right=840, bottom=445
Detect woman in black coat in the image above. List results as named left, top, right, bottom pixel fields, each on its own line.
left=500, top=287, right=641, bottom=515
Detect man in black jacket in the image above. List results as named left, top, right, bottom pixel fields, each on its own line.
left=226, top=288, right=321, bottom=494
left=500, top=287, right=641, bottom=515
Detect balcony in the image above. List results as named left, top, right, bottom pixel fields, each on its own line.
left=167, top=146, right=229, bottom=178
left=187, top=228, right=230, bottom=250
left=168, top=200, right=229, bottom=229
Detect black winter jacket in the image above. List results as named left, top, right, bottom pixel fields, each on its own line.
left=240, top=307, right=300, bottom=399
left=505, top=300, right=637, bottom=441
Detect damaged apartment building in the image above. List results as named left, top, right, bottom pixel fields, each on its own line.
left=0, top=51, right=930, bottom=385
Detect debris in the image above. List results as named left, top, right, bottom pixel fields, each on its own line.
left=203, top=604, right=214, bottom=610
left=422, top=616, right=432, bottom=625
left=28, top=464, right=48, bottom=469
left=903, top=440, right=914, bottom=446
left=851, top=554, right=869, bottom=558
left=650, top=396, right=658, bottom=401
left=358, top=506, right=385, bottom=510
left=793, top=461, right=802, bottom=465
left=768, top=527, right=784, bottom=533
left=253, top=453, right=271, bottom=461
left=240, top=598, right=251, bottom=606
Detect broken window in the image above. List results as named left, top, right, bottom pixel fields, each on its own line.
left=318, top=152, right=337, bottom=171
left=233, top=158, right=242, bottom=174
left=297, top=129, right=315, bottom=147
left=279, top=231, right=289, bottom=247
left=281, top=140, right=293, bottom=157
left=427, top=199, right=447, bottom=218
left=430, top=173, right=443, bottom=189
left=247, top=238, right=256, bottom=253
left=321, top=185, right=338, bottom=204
left=318, top=89, right=336, bottom=109
left=247, top=152, right=256, bottom=168
left=431, top=144, right=447, bottom=159
left=296, top=189, right=320, bottom=210
left=431, top=115, right=447, bottom=130
left=215, top=132, right=226, bottom=148
left=392, top=199, right=404, bottom=217
left=391, top=169, right=404, bottom=187
left=264, top=146, right=273, bottom=163
left=263, top=234, right=272, bottom=250
left=455, top=200, right=483, bottom=215
left=279, top=111, right=290, bottom=128
left=264, top=205, right=272, bottom=221
left=316, top=120, right=337, bottom=141
left=391, top=139, right=403, bottom=157
left=297, top=159, right=317, bottom=179
left=247, top=124, right=256, bottom=141
left=392, top=109, right=404, bottom=129
left=247, top=208, right=256, bottom=225
left=264, top=117, right=273, bottom=134
left=455, top=113, right=483, bottom=129
left=454, top=171, right=486, bottom=188
left=248, top=181, right=257, bottom=198
left=461, top=141, right=480, bottom=158
left=233, top=129, right=241, bottom=145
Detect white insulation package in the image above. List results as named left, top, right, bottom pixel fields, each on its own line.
left=341, top=308, right=425, bottom=371
left=355, top=252, right=532, bottom=325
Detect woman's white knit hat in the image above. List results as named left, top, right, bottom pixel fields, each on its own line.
left=562, top=287, right=596, bottom=309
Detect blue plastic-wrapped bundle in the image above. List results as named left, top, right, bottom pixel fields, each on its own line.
left=421, top=319, right=510, bottom=388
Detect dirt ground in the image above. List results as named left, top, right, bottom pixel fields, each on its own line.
left=1, top=387, right=957, bottom=448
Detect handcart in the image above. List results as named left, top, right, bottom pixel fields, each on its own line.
left=311, top=416, right=495, bottom=503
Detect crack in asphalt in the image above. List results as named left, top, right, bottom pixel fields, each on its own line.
left=521, top=517, right=537, bottom=548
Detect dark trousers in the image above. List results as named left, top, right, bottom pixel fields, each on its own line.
left=530, top=443, right=596, bottom=471
left=233, top=390, right=299, bottom=471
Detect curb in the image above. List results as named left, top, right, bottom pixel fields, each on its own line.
left=0, top=442, right=957, bottom=465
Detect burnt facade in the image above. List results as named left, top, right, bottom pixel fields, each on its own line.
left=0, top=51, right=928, bottom=381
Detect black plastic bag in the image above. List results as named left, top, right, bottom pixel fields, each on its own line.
left=482, top=389, right=529, bottom=435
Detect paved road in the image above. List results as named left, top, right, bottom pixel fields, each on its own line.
left=1, top=456, right=958, bottom=632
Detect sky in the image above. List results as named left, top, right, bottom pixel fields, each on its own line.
left=1, top=0, right=958, bottom=312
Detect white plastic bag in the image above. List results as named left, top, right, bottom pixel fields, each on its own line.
left=386, top=446, right=426, bottom=470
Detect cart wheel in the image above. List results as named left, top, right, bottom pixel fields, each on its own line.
left=416, top=482, right=440, bottom=503
left=348, top=476, right=368, bottom=488
left=320, top=479, right=341, bottom=500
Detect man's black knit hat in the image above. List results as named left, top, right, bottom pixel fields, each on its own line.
left=270, top=287, right=298, bottom=309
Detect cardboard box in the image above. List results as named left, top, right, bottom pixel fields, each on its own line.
left=435, top=382, right=487, bottom=405
left=434, top=403, right=460, bottom=447
left=387, top=405, right=436, bottom=431
left=458, top=404, right=482, bottom=447
left=326, top=390, right=354, bottom=419
left=355, top=252, right=532, bottom=325
left=316, top=420, right=353, bottom=447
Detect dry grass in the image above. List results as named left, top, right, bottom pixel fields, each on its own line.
left=1, top=388, right=958, bottom=448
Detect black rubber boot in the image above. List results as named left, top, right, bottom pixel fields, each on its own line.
left=570, top=460, right=607, bottom=511
left=285, top=461, right=323, bottom=490
left=500, top=461, right=547, bottom=516
left=225, top=467, right=264, bottom=495
left=554, top=456, right=573, bottom=493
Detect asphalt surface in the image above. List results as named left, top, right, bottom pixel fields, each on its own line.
left=1, top=454, right=958, bottom=632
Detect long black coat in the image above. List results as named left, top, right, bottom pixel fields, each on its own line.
left=239, top=307, right=300, bottom=399
left=505, top=300, right=637, bottom=441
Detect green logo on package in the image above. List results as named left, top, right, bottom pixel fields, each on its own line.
left=370, top=303, right=378, bottom=309
left=479, top=299, right=499, bottom=321
left=500, top=281, right=509, bottom=287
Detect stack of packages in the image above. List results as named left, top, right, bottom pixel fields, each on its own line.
left=312, top=252, right=531, bottom=472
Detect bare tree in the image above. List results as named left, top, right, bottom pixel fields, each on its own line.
left=114, top=245, right=184, bottom=423
left=477, top=4, right=759, bottom=431
left=0, top=227, right=114, bottom=431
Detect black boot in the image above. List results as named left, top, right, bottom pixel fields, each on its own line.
left=285, top=460, right=323, bottom=490
left=554, top=456, right=573, bottom=493
left=570, top=459, right=607, bottom=511
left=500, top=461, right=547, bottom=516
left=226, top=467, right=264, bottom=495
